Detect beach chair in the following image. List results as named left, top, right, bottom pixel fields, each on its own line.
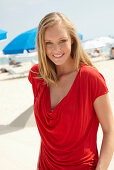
left=6, top=68, right=29, bottom=75
left=0, top=68, right=29, bottom=80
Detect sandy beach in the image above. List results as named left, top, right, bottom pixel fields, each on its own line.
left=0, top=58, right=114, bottom=170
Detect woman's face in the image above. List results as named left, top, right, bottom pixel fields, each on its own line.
left=44, top=22, right=73, bottom=66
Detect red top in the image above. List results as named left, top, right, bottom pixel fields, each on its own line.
left=28, top=64, right=108, bottom=170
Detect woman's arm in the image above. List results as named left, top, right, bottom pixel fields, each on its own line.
left=93, top=94, right=114, bottom=170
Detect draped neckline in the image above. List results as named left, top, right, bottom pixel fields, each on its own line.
left=47, top=67, right=81, bottom=114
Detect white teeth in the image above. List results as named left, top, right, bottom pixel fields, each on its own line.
left=54, top=54, right=63, bottom=58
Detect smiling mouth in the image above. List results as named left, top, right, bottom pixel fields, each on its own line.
left=53, top=54, right=64, bottom=58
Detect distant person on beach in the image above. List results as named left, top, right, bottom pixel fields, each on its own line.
left=9, top=58, right=21, bottom=65
left=91, top=48, right=101, bottom=57
left=28, top=12, right=114, bottom=170
left=110, top=47, right=114, bottom=59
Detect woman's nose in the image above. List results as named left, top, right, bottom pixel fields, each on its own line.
left=52, top=44, right=61, bottom=52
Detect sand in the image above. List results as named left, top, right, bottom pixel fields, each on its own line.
left=0, top=59, right=114, bottom=170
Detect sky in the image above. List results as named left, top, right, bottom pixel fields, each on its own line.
left=0, top=0, right=114, bottom=50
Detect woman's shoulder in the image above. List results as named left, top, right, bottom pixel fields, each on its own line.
left=28, top=64, right=40, bottom=84
left=80, top=64, right=107, bottom=86
left=28, top=64, right=45, bottom=97
left=80, top=64, right=108, bottom=88
left=81, top=64, right=98, bottom=74
left=30, top=64, right=39, bottom=73
left=80, top=64, right=103, bottom=79
left=80, top=64, right=108, bottom=102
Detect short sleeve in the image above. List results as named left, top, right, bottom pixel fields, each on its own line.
left=90, top=70, right=109, bottom=103
left=81, top=65, right=109, bottom=104
left=28, top=69, right=33, bottom=84
left=28, top=64, right=40, bottom=98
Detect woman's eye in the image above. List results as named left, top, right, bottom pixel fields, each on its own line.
left=46, top=42, right=52, bottom=45
left=60, top=39, right=67, bottom=43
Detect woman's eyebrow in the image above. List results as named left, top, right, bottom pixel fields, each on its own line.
left=45, top=37, right=68, bottom=42
left=45, top=40, right=52, bottom=42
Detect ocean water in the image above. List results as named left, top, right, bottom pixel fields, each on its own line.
left=0, top=52, right=38, bottom=65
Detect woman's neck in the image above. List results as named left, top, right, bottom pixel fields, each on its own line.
left=56, top=59, right=75, bottom=79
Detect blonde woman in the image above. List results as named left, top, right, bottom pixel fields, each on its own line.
left=28, top=12, right=114, bottom=170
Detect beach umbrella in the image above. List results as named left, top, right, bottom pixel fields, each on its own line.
left=78, top=33, right=83, bottom=40
left=0, top=29, right=7, bottom=40
left=3, top=27, right=83, bottom=55
left=83, top=39, right=106, bottom=50
left=3, top=28, right=38, bottom=55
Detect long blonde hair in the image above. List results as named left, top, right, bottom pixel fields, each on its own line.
left=36, top=12, right=94, bottom=84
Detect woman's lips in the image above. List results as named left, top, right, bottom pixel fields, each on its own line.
left=53, top=54, right=64, bottom=58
